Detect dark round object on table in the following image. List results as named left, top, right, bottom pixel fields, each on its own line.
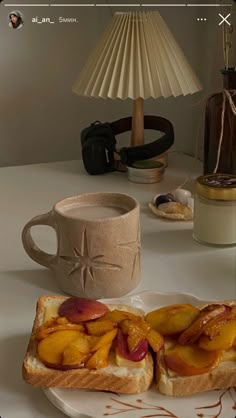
left=154, top=193, right=176, bottom=208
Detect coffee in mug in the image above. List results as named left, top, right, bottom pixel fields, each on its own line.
left=22, top=192, right=141, bottom=299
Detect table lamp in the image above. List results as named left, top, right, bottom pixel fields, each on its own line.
left=73, top=11, right=201, bottom=147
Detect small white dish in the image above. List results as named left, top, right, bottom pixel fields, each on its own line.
left=150, top=189, right=194, bottom=221
left=43, top=291, right=235, bottom=418
left=149, top=202, right=193, bottom=221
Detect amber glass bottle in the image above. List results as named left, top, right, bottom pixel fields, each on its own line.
left=204, top=69, right=236, bottom=175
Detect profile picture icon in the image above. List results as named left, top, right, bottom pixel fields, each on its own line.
left=9, top=11, right=24, bottom=29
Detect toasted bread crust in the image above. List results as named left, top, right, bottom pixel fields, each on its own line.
left=155, top=300, right=236, bottom=396
left=22, top=295, right=153, bottom=394
left=23, top=352, right=153, bottom=393
left=156, top=360, right=236, bottom=396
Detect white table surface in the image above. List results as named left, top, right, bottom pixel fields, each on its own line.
left=0, top=153, right=235, bottom=418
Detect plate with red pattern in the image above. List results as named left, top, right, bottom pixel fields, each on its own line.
left=44, top=291, right=236, bottom=418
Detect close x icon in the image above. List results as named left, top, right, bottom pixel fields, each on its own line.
left=219, top=13, right=231, bottom=26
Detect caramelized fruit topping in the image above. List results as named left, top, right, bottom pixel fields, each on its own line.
left=145, top=304, right=200, bottom=336
left=59, top=297, right=109, bottom=323
left=164, top=344, right=221, bottom=376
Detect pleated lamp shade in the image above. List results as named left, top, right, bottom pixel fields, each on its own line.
left=73, top=11, right=202, bottom=146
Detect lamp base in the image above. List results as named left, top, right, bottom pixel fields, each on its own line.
left=131, top=98, right=144, bottom=146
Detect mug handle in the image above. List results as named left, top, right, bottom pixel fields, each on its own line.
left=22, top=211, right=57, bottom=269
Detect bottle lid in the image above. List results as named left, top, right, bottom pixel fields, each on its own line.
left=196, top=174, right=236, bottom=201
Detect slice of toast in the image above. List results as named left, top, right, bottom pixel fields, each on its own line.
left=155, top=300, right=236, bottom=396
left=22, top=295, right=153, bottom=394
left=156, top=345, right=236, bottom=396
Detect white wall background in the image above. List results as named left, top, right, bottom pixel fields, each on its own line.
left=0, top=1, right=233, bottom=167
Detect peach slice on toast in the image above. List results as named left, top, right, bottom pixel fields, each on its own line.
left=63, top=340, right=91, bottom=367
left=102, top=309, right=141, bottom=325
left=85, top=319, right=115, bottom=336
left=59, top=297, right=109, bottom=323
left=119, top=318, right=163, bottom=353
left=198, top=319, right=236, bottom=351
left=164, top=344, right=221, bottom=376
left=145, top=304, right=200, bottom=336
left=37, top=330, right=81, bottom=367
left=91, top=328, right=117, bottom=352
left=146, top=329, right=164, bottom=352
left=178, top=304, right=227, bottom=345
left=86, top=344, right=112, bottom=369
left=36, top=317, right=84, bottom=340
left=119, top=319, right=146, bottom=352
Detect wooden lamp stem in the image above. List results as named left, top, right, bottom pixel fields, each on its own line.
left=131, top=98, right=144, bottom=146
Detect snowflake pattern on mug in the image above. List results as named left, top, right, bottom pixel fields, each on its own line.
left=60, top=228, right=122, bottom=291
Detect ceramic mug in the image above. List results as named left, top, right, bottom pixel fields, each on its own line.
left=22, top=192, right=141, bottom=299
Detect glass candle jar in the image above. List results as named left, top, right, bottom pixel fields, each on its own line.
left=193, top=174, right=236, bottom=246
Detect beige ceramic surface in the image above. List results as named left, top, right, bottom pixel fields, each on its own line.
left=22, top=192, right=140, bottom=298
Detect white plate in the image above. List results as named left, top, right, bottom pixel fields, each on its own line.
left=44, top=291, right=236, bottom=418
